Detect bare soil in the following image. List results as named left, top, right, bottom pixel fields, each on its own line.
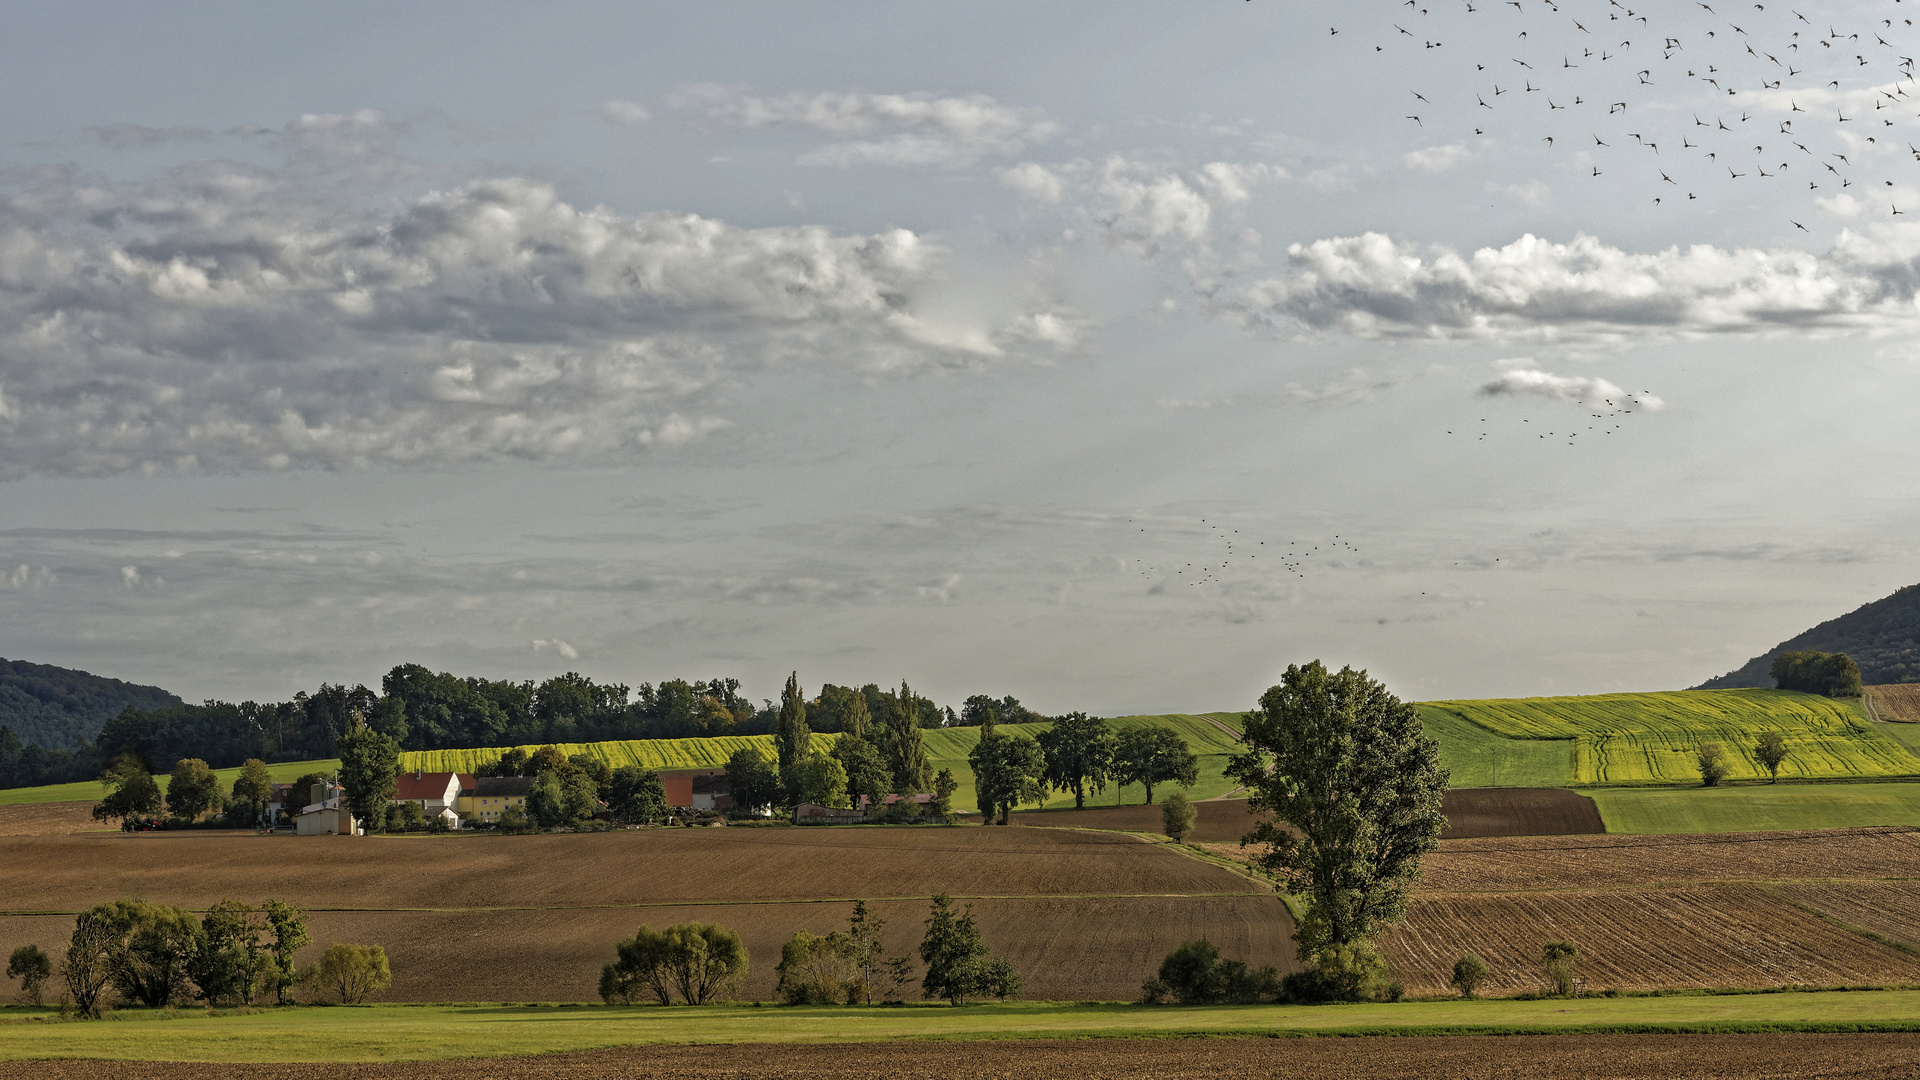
left=0, top=801, right=102, bottom=837
left=1770, top=881, right=1920, bottom=953
left=10, top=1034, right=1920, bottom=1079
left=1417, top=827, right=1920, bottom=893
left=1384, top=884, right=1920, bottom=994
left=0, top=826, right=1288, bottom=1003
left=1011, top=789, right=1602, bottom=844
left=1868, top=684, right=1920, bottom=723
left=1438, top=788, right=1604, bottom=839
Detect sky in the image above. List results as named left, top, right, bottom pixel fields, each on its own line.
left=3, top=0, right=1920, bottom=716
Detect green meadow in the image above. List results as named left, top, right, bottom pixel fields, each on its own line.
left=4, top=992, right=1919, bottom=1062
left=0, top=759, right=339, bottom=809
left=1590, top=780, right=1920, bottom=834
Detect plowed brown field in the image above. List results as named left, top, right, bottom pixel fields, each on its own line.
left=1438, top=788, right=1604, bottom=838
left=0, top=826, right=1290, bottom=1002
left=1008, top=788, right=1602, bottom=843
left=1770, top=881, right=1920, bottom=953
left=1869, top=684, right=1920, bottom=722
left=0, top=801, right=101, bottom=836
left=1383, top=884, right=1920, bottom=994
left=10, top=1034, right=1920, bottom=1080
left=1418, top=827, right=1920, bottom=892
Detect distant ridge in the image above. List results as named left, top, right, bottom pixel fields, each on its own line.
left=0, top=657, right=183, bottom=750
left=1697, top=584, right=1920, bottom=689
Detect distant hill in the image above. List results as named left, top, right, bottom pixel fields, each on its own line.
left=0, top=657, right=183, bottom=750
left=1697, top=584, right=1920, bottom=689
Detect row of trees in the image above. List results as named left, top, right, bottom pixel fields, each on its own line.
left=11, top=898, right=343, bottom=1016
left=969, top=713, right=1200, bottom=824
left=1, top=665, right=1069, bottom=792
left=600, top=896, right=1019, bottom=1008
left=1694, top=730, right=1793, bottom=787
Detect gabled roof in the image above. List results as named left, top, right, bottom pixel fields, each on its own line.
left=392, top=771, right=461, bottom=801
left=475, top=775, right=533, bottom=797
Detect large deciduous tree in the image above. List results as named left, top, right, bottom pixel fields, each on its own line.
left=1114, top=727, right=1199, bottom=805
left=724, top=747, right=780, bottom=813
left=229, top=758, right=274, bottom=828
left=968, top=731, right=1045, bottom=825
left=166, top=758, right=223, bottom=822
left=607, top=766, right=668, bottom=824
left=788, top=754, right=849, bottom=808
left=830, top=732, right=890, bottom=807
left=1227, top=661, right=1447, bottom=986
left=1036, top=713, right=1116, bottom=809
left=92, top=753, right=163, bottom=825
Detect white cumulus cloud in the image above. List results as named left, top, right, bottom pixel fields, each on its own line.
left=1479, top=368, right=1663, bottom=411
left=0, top=149, right=1077, bottom=477
left=1223, top=229, right=1920, bottom=339
left=1405, top=144, right=1472, bottom=172
left=598, top=100, right=653, bottom=125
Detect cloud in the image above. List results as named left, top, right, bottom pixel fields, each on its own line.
left=1096, top=162, right=1214, bottom=256
left=598, top=100, right=653, bottom=125
left=1, top=564, right=53, bottom=590
left=1404, top=144, right=1472, bottom=172
left=0, top=155, right=1076, bottom=477
left=120, top=565, right=162, bottom=590
left=1000, top=163, right=1064, bottom=204
left=1193, top=162, right=1283, bottom=204
left=673, top=85, right=1057, bottom=167
left=533, top=638, right=579, bottom=660
left=1223, top=229, right=1920, bottom=339
left=1478, top=367, right=1664, bottom=411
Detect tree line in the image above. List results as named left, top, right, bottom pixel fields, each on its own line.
left=0, top=664, right=1068, bottom=791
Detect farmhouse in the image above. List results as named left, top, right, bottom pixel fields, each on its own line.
left=393, top=770, right=472, bottom=829
left=459, top=775, right=531, bottom=824
left=292, top=780, right=360, bottom=836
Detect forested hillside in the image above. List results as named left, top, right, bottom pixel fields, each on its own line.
left=1698, top=584, right=1920, bottom=688
left=0, top=657, right=181, bottom=749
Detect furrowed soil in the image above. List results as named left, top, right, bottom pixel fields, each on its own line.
left=11, top=1034, right=1920, bottom=1080
left=0, top=826, right=1291, bottom=1002
left=1869, top=684, right=1920, bottom=723
left=1007, top=788, right=1601, bottom=842
left=0, top=801, right=101, bottom=836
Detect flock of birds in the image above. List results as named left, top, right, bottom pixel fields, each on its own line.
left=1350, top=0, right=1920, bottom=222
left=1449, top=391, right=1660, bottom=442
left=1130, top=519, right=1364, bottom=586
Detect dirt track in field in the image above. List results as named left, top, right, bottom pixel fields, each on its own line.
left=0, top=825, right=1289, bottom=1002
left=11, top=1034, right=1920, bottom=1079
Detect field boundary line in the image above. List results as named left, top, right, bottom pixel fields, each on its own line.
left=0, top=892, right=1279, bottom=918
left=1760, top=887, right=1920, bottom=961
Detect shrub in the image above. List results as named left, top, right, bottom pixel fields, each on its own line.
left=600, top=923, right=747, bottom=1005
left=775, top=930, right=858, bottom=1005
left=306, top=943, right=392, bottom=1004
left=1154, top=939, right=1281, bottom=1004
left=981, top=956, right=1021, bottom=1002
left=1284, top=940, right=1393, bottom=1004
left=919, top=894, right=1009, bottom=1005
left=1160, top=791, right=1197, bottom=843
left=1450, top=952, right=1490, bottom=998
left=6, top=944, right=51, bottom=1005
left=1542, top=940, right=1579, bottom=997
left=1695, top=742, right=1728, bottom=787
left=496, top=804, right=531, bottom=833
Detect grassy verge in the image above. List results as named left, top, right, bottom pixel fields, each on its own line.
left=1588, top=781, right=1920, bottom=834
left=5, top=991, right=1920, bottom=1062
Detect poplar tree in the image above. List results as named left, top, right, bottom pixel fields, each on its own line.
left=776, top=671, right=810, bottom=788
left=880, top=680, right=932, bottom=794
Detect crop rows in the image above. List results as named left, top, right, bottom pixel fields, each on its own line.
left=1868, top=684, right=1920, bottom=724
left=1384, top=885, right=1920, bottom=994
left=1419, top=689, right=1920, bottom=785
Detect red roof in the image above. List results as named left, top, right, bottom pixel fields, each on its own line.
left=392, top=771, right=461, bottom=801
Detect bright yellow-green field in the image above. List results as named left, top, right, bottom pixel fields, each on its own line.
left=397, top=733, right=837, bottom=774
left=3, top=992, right=1919, bottom=1062
left=1419, top=689, right=1920, bottom=786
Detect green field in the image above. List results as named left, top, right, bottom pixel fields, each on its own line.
left=2, top=992, right=1918, bottom=1062
left=1416, top=705, right=1577, bottom=788
left=1418, top=689, right=1920, bottom=786
left=922, top=714, right=1246, bottom=812
left=1590, top=781, right=1920, bottom=834
left=0, top=759, right=339, bottom=809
